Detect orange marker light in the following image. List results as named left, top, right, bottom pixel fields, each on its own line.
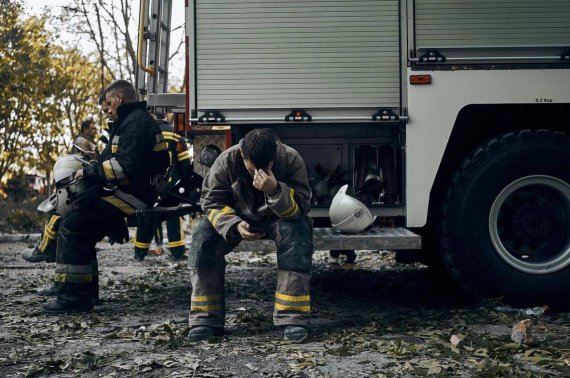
left=410, top=75, right=432, bottom=85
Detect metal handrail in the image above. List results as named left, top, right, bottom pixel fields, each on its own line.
left=137, top=0, right=154, bottom=75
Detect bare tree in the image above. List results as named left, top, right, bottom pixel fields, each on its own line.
left=58, top=0, right=184, bottom=92
left=59, top=0, right=137, bottom=87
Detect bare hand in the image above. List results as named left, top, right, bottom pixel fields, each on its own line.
left=75, top=169, right=84, bottom=179
left=253, top=168, right=278, bottom=195
left=237, top=221, right=265, bottom=241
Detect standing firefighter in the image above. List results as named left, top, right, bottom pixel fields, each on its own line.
left=188, top=128, right=314, bottom=342
left=133, top=119, right=200, bottom=261
left=42, top=80, right=169, bottom=313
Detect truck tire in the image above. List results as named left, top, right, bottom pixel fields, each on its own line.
left=440, top=130, right=570, bottom=305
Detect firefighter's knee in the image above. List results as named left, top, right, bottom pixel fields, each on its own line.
left=276, top=218, right=313, bottom=273
left=188, top=217, right=231, bottom=269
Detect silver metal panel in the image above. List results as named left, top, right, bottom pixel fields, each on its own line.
left=415, top=0, right=570, bottom=48
left=194, top=0, right=401, bottom=110
left=234, top=227, right=421, bottom=251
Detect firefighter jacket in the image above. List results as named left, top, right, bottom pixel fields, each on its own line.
left=155, top=120, right=196, bottom=200
left=74, top=133, right=99, bottom=161
left=201, top=142, right=311, bottom=242
left=84, top=101, right=169, bottom=214
left=74, top=133, right=97, bottom=153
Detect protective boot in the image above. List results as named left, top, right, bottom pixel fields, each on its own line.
left=22, top=246, right=56, bottom=263
left=37, top=284, right=56, bottom=296
left=187, top=326, right=224, bottom=342
left=42, top=299, right=93, bottom=314
left=283, top=325, right=308, bottom=343
left=133, top=249, right=147, bottom=261
left=169, top=246, right=186, bottom=261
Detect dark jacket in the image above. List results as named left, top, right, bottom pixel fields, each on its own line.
left=201, top=142, right=311, bottom=242
left=155, top=120, right=202, bottom=206
left=84, top=101, right=169, bottom=209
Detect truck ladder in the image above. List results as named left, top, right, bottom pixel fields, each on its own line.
left=136, top=0, right=173, bottom=97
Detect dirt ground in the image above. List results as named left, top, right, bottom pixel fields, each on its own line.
left=1, top=232, right=569, bottom=377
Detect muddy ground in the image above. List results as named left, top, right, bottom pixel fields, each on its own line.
left=0, top=231, right=569, bottom=377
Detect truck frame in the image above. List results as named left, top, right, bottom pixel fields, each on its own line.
left=136, top=0, right=570, bottom=305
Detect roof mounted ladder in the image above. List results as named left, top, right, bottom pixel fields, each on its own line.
left=136, top=0, right=172, bottom=96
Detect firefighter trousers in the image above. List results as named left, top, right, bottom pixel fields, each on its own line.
left=134, top=216, right=185, bottom=257
left=54, top=200, right=125, bottom=306
left=188, top=216, right=313, bottom=328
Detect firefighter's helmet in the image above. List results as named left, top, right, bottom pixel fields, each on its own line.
left=38, top=155, right=85, bottom=216
left=329, top=184, right=376, bottom=233
left=53, top=154, right=83, bottom=184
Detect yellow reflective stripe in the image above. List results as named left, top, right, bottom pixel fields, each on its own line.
left=207, top=209, right=218, bottom=223
left=38, top=235, right=49, bottom=252
left=212, top=212, right=225, bottom=226
left=191, top=305, right=224, bottom=312
left=162, top=131, right=179, bottom=140
left=111, top=145, right=118, bottom=153
left=163, top=136, right=179, bottom=143
left=102, top=160, right=116, bottom=180
left=275, top=293, right=310, bottom=302
left=168, top=240, right=185, bottom=248
left=47, top=215, right=60, bottom=231
left=54, top=273, right=93, bottom=283
left=101, top=196, right=136, bottom=215
left=274, top=303, right=311, bottom=312
left=177, top=150, right=191, bottom=161
left=153, top=141, right=168, bottom=152
left=134, top=241, right=151, bottom=248
left=207, top=206, right=235, bottom=227
left=191, top=295, right=223, bottom=302
left=280, top=202, right=299, bottom=218
left=278, top=188, right=300, bottom=218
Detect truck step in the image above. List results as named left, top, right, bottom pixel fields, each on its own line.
left=234, top=227, right=421, bottom=252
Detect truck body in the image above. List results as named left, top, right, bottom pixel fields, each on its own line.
left=137, top=0, right=570, bottom=305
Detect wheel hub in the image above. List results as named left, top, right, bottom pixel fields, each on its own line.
left=489, top=175, right=570, bottom=274
left=512, top=201, right=554, bottom=248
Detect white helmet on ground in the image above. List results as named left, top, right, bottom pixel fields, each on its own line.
left=329, top=184, right=376, bottom=234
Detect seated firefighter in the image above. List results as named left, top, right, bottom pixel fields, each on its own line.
left=42, top=79, right=170, bottom=314
left=187, top=128, right=314, bottom=343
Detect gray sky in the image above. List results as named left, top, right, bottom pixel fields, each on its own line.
left=21, top=0, right=186, bottom=87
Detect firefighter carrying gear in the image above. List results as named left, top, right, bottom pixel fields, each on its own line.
left=188, top=141, right=313, bottom=337
left=43, top=101, right=169, bottom=313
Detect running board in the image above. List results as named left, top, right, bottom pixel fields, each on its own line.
left=234, top=227, right=421, bottom=252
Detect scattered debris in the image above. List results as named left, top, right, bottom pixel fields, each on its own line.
left=511, top=319, right=533, bottom=345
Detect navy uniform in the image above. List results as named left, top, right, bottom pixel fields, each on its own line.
left=43, top=101, right=169, bottom=313
left=133, top=121, right=193, bottom=260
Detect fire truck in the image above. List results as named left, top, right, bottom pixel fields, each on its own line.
left=135, top=0, right=570, bottom=305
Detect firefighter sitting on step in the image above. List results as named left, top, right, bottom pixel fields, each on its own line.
left=187, top=128, right=314, bottom=343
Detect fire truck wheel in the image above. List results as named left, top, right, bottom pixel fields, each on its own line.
left=440, top=129, right=570, bottom=306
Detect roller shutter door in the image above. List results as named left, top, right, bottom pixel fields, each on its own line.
left=415, top=0, right=570, bottom=48
left=194, top=0, right=401, bottom=110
